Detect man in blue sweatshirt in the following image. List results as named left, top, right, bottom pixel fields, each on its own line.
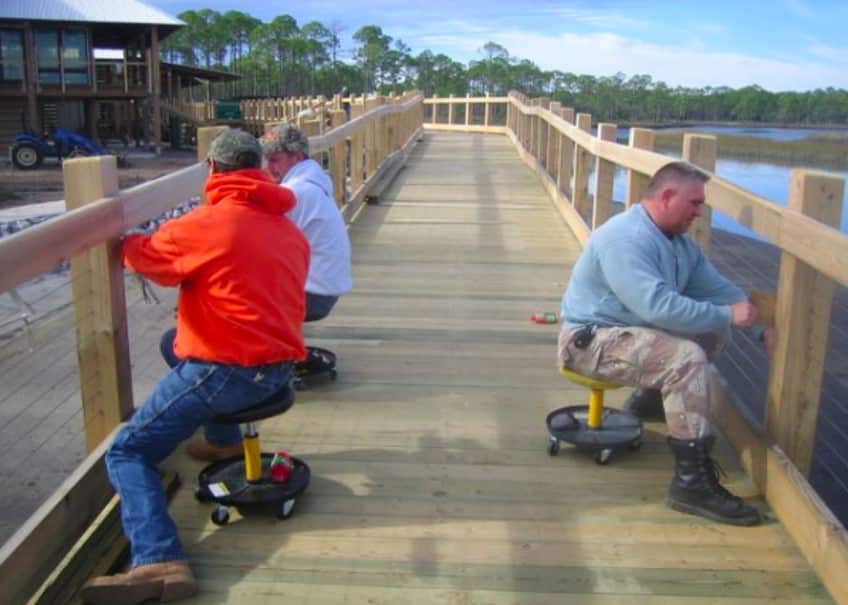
left=559, top=161, right=764, bottom=526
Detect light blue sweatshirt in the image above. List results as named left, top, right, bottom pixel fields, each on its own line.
left=560, top=204, right=745, bottom=335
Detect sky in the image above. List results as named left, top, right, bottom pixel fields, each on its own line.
left=144, top=0, right=848, bottom=92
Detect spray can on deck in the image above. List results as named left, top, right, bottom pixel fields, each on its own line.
left=531, top=312, right=559, bottom=324
left=269, top=451, right=294, bottom=483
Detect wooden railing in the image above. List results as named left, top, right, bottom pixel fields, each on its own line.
left=0, top=92, right=424, bottom=605
left=425, top=90, right=848, bottom=604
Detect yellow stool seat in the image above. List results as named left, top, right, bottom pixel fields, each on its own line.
left=559, top=367, right=621, bottom=391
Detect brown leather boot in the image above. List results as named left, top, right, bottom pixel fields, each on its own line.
left=186, top=437, right=243, bottom=462
left=81, top=560, right=197, bottom=604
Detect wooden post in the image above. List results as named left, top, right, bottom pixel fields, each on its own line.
left=329, top=109, right=347, bottom=208
left=625, top=127, right=655, bottom=208
left=484, top=94, right=491, bottom=129
left=64, top=157, right=132, bottom=451
left=558, top=108, right=575, bottom=194
left=546, top=102, right=561, bottom=174
left=448, top=94, right=454, bottom=125
left=365, top=95, right=384, bottom=178
left=572, top=113, right=592, bottom=218
left=150, top=26, right=162, bottom=154
left=766, top=170, right=844, bottom=476
left=465, top=94, right=471, bottom=127
left=683, top=134, right=717, bottom=253
left=23, top=23, right=40, bottom=134
left=593, top=123, right=617, bottom=229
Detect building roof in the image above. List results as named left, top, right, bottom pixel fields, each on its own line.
left=0, top=0, right=184, bottom=28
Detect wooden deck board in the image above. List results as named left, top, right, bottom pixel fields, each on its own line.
left=162, top=133, right=832, bottom=603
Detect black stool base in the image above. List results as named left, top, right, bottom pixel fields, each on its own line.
left=196, top=454, right=310, bottom=524
left=294, top=346, right=337, bottom=390
left=546, top=405, right=643, bottom=464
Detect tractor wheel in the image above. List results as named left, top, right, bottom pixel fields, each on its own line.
left=11, top=143, right=43, bottom=170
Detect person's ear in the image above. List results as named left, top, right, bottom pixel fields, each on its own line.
left=659, top=185, right=675, bottom=207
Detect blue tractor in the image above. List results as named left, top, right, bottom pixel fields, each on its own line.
left=9, top=117, right=114, bottom=170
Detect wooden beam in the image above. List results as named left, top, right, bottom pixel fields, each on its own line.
left=572, top=113, right=592, bottom=220
left=23, top=23, right=40, bottom=133
left=64, top=157, right=133, bottom=451
left=766, top=170, right=844, bottom=475
left=150, top=26, right=162, bottom=154
left=684, top=134, right=717, bottom=254
left=557, top=108, right=575, bottom=195
left=29, top=473, right=180, bottom=605
left=0, top=427, right=118, bottom=605
left=625, top=128, right=654, bottom=208
left=593, top=123, right=617, bottom=229
left=711, top=371, right=848, bottom=605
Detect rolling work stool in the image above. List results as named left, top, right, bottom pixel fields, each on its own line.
left=195, top=385, right=311, bottom=525
left=546, top=368, right=643, bottom=464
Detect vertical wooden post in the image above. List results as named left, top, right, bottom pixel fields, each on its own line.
left=484, top=93, right=491, bottom=129
left=64, top=157, right=132, bottom=451
left=572, top=113, right=592, bottom=217
left=593, top=123, right=617, bottom=229
left=683, top=134, right=717, bottom=253
left=625, top=128, right=655, bottom=208
left=545, top=102, right=561, bottom=174
left=557, top=108, right=575, bottom=194
left=23, top=23, right=40, bottom=134
left=766, top=170, right=844, bottom=476
left=448, top=94, right=454, bottom=125
left=150, top=26, right=162, bottom=154
left=465, top=94, right=471, bottom=127
left=329, top=109, right=347, bottom=207
left=365, top=95, right=384, bottom=178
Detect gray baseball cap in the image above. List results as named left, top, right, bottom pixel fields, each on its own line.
left=260, top=123, right=310, bottom=157
left=207, top=129, right=262, bottom=167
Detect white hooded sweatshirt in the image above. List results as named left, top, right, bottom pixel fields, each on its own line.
left=282, top=158, right=352, bottom=296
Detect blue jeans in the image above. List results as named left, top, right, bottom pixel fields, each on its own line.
left=106, top=359, right=293, bottom=566
left=159, top=328, right=242, bottom=447
left=305, top=291, right=338, bottom=322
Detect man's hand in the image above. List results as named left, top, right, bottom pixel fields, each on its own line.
left=730, top=300, right=759, bottom=327
left=763, top=326, right=776, bottom=358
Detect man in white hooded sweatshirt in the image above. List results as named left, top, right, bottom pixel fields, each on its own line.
left=261, top=124, right=352, bottom=321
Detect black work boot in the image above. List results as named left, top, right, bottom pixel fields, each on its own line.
left=666, top=436, right=761, bottom=526
left=623, top=388, right=665, bottom=420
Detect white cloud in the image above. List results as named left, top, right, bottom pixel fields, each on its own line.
left=421, top=29, right=848, bottom=91
left=783, top=0, right=815, bottom=19
left=545, top=7, right=649, bottom=29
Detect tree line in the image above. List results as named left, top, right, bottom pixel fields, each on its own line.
left=162, top=9, right=848, bottom=125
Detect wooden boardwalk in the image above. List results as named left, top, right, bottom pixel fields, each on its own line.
left=152, top=133, right=828, bottom=603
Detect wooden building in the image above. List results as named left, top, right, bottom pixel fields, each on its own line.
left=0, top=0, right=234, bottom=153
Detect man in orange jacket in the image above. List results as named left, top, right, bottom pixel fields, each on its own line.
left=82, top=130, right=309, bottom=605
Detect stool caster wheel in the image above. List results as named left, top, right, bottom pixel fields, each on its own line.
left=293, top=377, right=307, bottom=391
left=547, top=436, right=560, bottom=456
left=211, top=506, right=230, bottom=526
left=277, top=498, right=296, bottom=520
left=629, top=438, right=642, bottom=451
left=195, top=486, right=211, bottom=503
left=595, top=448, right=613, bottom=465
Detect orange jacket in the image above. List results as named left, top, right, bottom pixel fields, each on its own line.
left=122, top=168, right=309, bottom=365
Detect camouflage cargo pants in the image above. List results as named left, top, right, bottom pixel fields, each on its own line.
left=558, top=326, right=725, bottom=439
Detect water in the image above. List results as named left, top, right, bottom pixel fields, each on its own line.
left=616, top=124, right=848, bottom=142
left=602, top=124, right=848, bottom=240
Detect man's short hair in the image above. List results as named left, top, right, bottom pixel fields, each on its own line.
left=207, top=129, right=261, bottom=172
left=260, top=123, right=310, bottom=157
left=644, top=161, right=710, bottom=198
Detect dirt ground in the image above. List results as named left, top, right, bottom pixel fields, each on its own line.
left=0, top=148, right=199, bottom=208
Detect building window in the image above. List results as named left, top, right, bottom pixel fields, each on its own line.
left=62, top=30, right=89, bottom=85
left=35, top=28, right=90, bottom=86
left=0, top=29, right=23, bottom=82
left=35, top=29, right=60, bottom=85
